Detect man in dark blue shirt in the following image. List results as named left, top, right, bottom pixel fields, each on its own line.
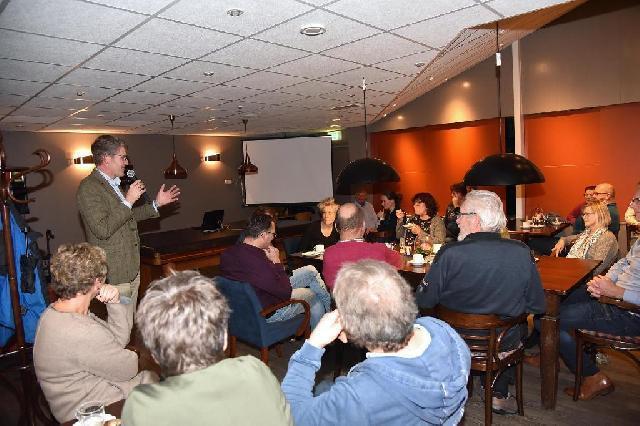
left=417, top=190, right=546, bottom=415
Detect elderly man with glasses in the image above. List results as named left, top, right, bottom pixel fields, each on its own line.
left=573, top=182, right=620, bottom=236
left=417, top=190, right=546, bottom=415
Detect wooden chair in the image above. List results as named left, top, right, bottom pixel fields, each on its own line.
left=214, top=277, right=310, bottom=365
left=573, top=296, right=640, bottom=401
left=435, top=306, right=527, bottom=425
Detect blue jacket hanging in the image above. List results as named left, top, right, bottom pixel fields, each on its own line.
left=0, top=202, right=47, bottom=346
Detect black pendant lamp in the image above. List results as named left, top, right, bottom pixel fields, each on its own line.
left=163, top=114, right=188, bottom=179
left=463, top=23, right=544, bottom=186
left=335, top=78, right=400, bottom=194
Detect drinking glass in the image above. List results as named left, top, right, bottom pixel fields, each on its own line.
left=75, top=401, right=105, bottom=426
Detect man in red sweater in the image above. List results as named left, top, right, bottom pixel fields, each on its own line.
left=323, top=203, right=403, bottom=290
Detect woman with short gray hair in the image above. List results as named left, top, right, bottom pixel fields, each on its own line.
left=122, top=270, right=293, bottom=426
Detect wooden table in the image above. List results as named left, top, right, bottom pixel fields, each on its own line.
left=291, top=251, right=599, bottom=409
left=61, top=399, right=124, bottom=425
left=507, top=219, right=570, bottom=242
left=139, top=220, right=308, bottom=294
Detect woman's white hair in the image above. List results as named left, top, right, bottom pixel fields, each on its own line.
left=463, top=190, right=506, bottom=232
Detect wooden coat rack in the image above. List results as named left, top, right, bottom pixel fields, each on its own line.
left=0, top=131, right=52, bottom=425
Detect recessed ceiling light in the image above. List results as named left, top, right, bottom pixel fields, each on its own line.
left=383, top=113, right=387, bottom=117
left=397, top=115, right=404, bottom=120
left=227, top=8, right=244, bottom=17
left=76, top=91, right=86, bottom=97
left=203, top=71, right=215, bottom=77
left=16, top=124, right=24, bottom=128
left=414, top=62, right=426, bottom=68
left=428, top=76, right=434, bottom=81
left=71, top=123, right=84, bottom=126
left=499, top=29, right=506, bottom=34
left=499, top=43, right=504, bottom=48
left=332, top=118, right=341, bottom=121
left=330, top=124, right=340, bottom=127
left=207, top=117, right=216, bottom=122
left=300, top=25, right=326, bottom=36
left=96, top=114, right=104, bottom=117
left=462, top=81, right=471, bottom=88
left=392, top=103, right=397, bottom=107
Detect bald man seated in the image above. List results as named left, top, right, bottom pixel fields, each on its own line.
left=322, top=203, right=402, bottom=290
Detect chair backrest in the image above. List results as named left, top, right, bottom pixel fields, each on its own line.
left=283, top=235, right=302, bottom=256
left=435, top=305, right=527, bottom=370
left=213, top=276, right=268, bottom=340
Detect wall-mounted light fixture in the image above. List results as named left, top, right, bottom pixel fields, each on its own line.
left=73, top=154, right=94, bottom=165
left=203, top=153, right=221, bottom=162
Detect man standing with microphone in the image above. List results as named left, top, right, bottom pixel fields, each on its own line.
left=77, top=135, right=180, bottom=327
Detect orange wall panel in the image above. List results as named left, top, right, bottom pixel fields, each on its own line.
left=524, top=103, right=640, bottom=218
left=371, top=119, right=501, bottom=213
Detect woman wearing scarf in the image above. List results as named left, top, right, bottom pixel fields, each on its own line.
left=552, top=202, right=618, bottom=276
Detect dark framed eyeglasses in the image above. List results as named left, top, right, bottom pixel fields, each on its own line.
left=631, top=197, right=640, bottom=204
left=458, top=211, right=476, bottom=216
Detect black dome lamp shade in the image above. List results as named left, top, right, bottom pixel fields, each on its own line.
left=463, top=23, right=544, bottom=187
left=335, top=78, right=400, bottom=194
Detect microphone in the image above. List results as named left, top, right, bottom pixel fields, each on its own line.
left=122, top=164, right=151, bottom=204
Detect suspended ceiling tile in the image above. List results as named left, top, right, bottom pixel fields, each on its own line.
left=38, top=84, right=120, bottom=101
left=323, top=33, right=426, bottom=65
left=143, top=104, right=200, bottom=117
left=2, top=113, right=64, bottom=123
left=0, top=94, right=30, bottom=108
left=367, top=76, right=413, bottom=94
left=107, top=90, right=179, bottom=105
left=254, top=9, right=380, bottom=52
left=89, top=0, right=176, bottom=14
left=284, top=80, right=347, bottom=97
left=393, top=5, right=500, bottom=48
left=243, top=91, right=305, bottom=105
left=168, top=96, right=221, bottom=109
left=0, top=122, right=45, bottom=131
left=0, top=59, right=72, bottom=83
left=93, top=101, right=148, bottom=114
left=160, top=0, right=313, bottom=36
left=83, top=47, right=189, bottom=76
left=0, top=0, right=148, bottom=44
left=0, top=30, right=103, bottom=67
left=202, top=39, right=308, bottom=70
left=197, top=84, right=266, bottom=100
left=133, top=77, right=213, bottom=96
left=230, top=71, right=307, bottom=91
left=374, top=50, right=439, bottom=76
left=163, top=61, right=255, bottom=84
left=268, top=54, right=358, bottom=79
left=321, top=66, right=404, bottom=87
left=115, top=18, right=242, bottom=59
left=326, top=0, right=476, bottom=30
left=59, top=68, right=148, bottom=90
left=0, top=79, right=49, bottom=97
left=487, top=0, right=573, bottom=17
left=21, top=96, right=93, bottom=110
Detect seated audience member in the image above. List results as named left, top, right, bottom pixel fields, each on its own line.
left=552, top=202, right=618, bottom=276
left=417, top=190, right=545, bottom=414
left=281, top=260, right=471, bottom=426
left=555, top=238, right=640, bottom=401
left=573, top=183, right=620, bottom=236
left=122, top=271, right=293, bottom=425
left=396, top=192, right=446, bottom=249
left=624, top=182, right=640, bottom=226
left=444, top=182, right=467, bottom=241
left=354, top=188, right=379, bottom=233
left=322, top=203, right=402, bottom=290
left=567, top=185, right=596, bottom=225
left=299, top=197, right=340, bottom=251
left=376, top=191, right=402, bottom=241
left=221, top=213, right=330, bottom=328
left=237, top=206, right=278, bottom=244
left=33, top=243, right=155, bottom=423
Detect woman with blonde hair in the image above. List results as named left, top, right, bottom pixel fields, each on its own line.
left=552, top=202, right=618, bottom=275
left=299, top=197, right=340, bottom=251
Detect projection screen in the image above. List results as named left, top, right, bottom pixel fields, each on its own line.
left=243, top=136, right=333, bottom=205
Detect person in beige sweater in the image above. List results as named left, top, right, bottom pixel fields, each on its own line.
left=552, top=202, right=619, bottom=276
left=33, top=243, right=155, bottom=423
